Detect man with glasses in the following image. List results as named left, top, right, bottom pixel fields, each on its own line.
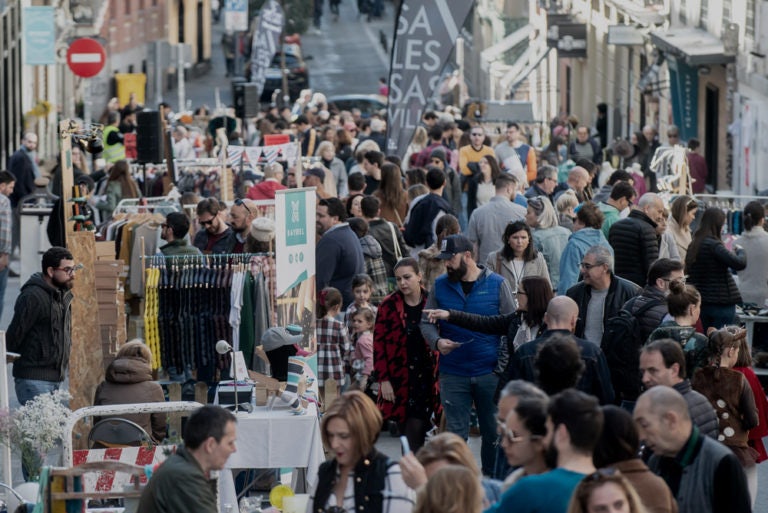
left=228, top=198, right=255, bottom=254
left=524, top=166, right=559, bottom=203
left=458, top=125, right=494, bottom=178
left=193, top=198, right=235, bottom=254
left=160, top=212, right=201, bottom=256
left=6, top=247, right=75, bottom=405
left=565, top=245, right=640, bottom=344
left=608, top=192, right=664, bottom=286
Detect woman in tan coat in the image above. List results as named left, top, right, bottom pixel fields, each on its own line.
left=94, top=340, right=167, bottom=443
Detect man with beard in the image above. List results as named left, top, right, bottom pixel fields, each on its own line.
left=159, top=212, right=201, bottom=256
left=487, top=389, right=603, bottom=513
left=228, top=199, right=255, bottom=254
left=421, top=234, right=515, bottom=476
left=193, top=198, right=236, bottom=254
left=6, top=247, right=75, bottom=405
left=316, top=197, right=365, bottom=309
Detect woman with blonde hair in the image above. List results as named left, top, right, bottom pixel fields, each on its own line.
left=413, top=465, right=483, bottom=513
left=93, top=339, right=166, bottom=443
left=316, top=140, right=348, bottom=197
left=404, top=126, right=429, bottom=168
left=567, top=470, right=648, bottom=513
left=310, top=391, right=415, bottom=513
left=400, top=432, right=502, bottom=505
left=555, top=189, right=579, bottom=231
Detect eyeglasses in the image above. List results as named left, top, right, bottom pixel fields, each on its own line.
left=234, top=198, right=252, bottom=216
left=54, top=264, right=83, bottom=276
left=496, top=419, right=542, bottom=444
left=580, top=261, right=604, bottom=270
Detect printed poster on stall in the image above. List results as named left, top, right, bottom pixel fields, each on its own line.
left=275, top=188, right=316, bottom=352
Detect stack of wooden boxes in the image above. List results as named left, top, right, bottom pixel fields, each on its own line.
left=94, top=241, right=127, bottom=366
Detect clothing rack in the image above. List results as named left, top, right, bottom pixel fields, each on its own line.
left=144, top=253, right=275, bottom=379
left=112, top=196, right=180, bottom=215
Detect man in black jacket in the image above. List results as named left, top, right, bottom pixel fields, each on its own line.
left=566, top=245, right=640, bottom=344
left=608, top=192, right=665, bottom=286
left=404, top=168, right=454, bottom=255
left=626, top=258, right=685, bottom=343
left=508, top=296, right=615, bottom=405
left=6, top=247, right=74, bottom=405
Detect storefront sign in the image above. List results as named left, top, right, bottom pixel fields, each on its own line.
left=385, top=0, right=474, bottom=159
left=547, top=21, right=587, bottom=59
left=23, top=6, right=56, bottom=65
left=667, top=56, right=699, bottom=142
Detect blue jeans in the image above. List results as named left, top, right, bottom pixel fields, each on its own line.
left=439, top=372, right=499, bottom=476
left=700, top=303, right=736, bottom=331
left=0, top=266, right=8, bottom=321
left=15, top=378, right=60, bottom=406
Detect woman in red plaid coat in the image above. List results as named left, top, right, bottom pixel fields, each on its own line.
left=374, top=257, right=437, bottom=452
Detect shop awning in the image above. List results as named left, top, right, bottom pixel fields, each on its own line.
left=605, top=0, right=666, bottom=26
left=649, top=27, right=735, bottom=66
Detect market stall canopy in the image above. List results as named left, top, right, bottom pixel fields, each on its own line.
left=649, top=27, right=735, bottom=66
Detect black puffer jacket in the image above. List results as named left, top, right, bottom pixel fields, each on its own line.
left=686, top=237, right=746, bottom=305
left=608, top=210, right=659, bottom=286
left=625, top=286, right=668, bottom=343
left=566, top=275, right=641, bottom=340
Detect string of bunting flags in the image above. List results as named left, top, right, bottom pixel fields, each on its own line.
left=226, top=142, right=300, bottom=170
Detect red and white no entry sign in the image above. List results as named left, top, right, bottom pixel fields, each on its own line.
left=66, top=38, right=106, bottom=78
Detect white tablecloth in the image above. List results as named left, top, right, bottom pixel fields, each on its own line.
left=219, top=401, right=325, bottom=511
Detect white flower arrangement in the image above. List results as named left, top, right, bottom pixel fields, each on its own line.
left=0, top=389, right=72, bottom=480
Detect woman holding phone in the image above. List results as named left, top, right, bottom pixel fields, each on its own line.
left=374, top=257, right=438, bottom=452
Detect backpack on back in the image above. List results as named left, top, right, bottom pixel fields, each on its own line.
left=601, top=297, right=662, bottom=404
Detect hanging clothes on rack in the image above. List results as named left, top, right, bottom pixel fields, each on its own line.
left=144, top=253, right=275, bottom=381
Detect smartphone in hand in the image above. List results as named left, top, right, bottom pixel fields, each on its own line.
left=400, top=435, right=411, bottom=456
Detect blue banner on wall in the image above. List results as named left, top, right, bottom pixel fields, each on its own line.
left=23, top=6, right=56, bottom=65
left=667, top=56, right=699, bottom=142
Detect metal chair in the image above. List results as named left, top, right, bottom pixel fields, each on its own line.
left=87, top=418, right=154, bottom=449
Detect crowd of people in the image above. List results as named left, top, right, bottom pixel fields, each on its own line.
left=5, top=87, right=768, bottom=513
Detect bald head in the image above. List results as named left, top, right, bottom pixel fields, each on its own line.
left=567, top=167, right=590, bottom=191
left=637, top=385, right=690, bottom=421
left=544, top=296, right=579, bottom=330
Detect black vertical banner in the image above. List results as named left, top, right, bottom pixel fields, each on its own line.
left=385, top=0, right=474, bottom=159
left=251, top=0, right=285, bottom=96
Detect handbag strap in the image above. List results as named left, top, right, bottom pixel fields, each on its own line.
left=388, top=222, right=402, bottom=260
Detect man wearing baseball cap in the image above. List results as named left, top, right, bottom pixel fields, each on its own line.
left=420, top=234, right=515, bottom=476
left=303, top=167, right=331, bottom=199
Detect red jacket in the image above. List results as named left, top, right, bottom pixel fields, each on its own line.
left=246, top=180, right=286, bottom=200
left=735, top=366, right=768, bottom=462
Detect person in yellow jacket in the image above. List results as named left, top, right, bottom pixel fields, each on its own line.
left=102, top=111, right=125, bottom=164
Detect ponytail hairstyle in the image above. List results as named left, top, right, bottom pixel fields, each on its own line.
left=743, top=201, right=766, bottom=232
left=317, top=287, right=343, bottom=318
left=707, top=327, right=743, bottom=375
left=666, top=280, right=701, bottom=318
